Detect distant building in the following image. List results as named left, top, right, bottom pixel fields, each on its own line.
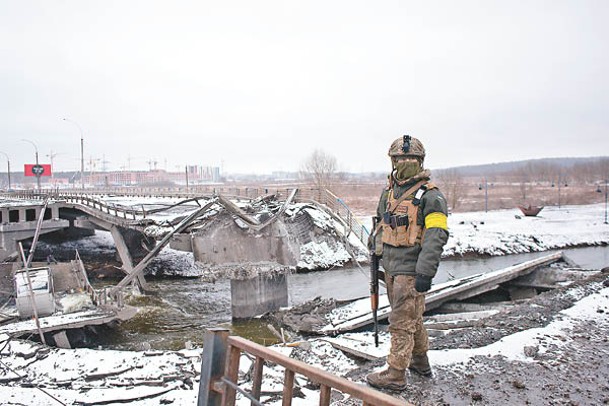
left=82, top=167, right=222, bottom=187
left=186, top=165, right=221, bottom=183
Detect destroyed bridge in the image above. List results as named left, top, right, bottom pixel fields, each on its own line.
left=0, top=187, right=369, bottom=292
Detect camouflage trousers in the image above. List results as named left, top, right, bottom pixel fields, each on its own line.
left=386, top=275, right=429, bottom=370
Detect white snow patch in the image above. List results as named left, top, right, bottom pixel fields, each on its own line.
left=444, top=203, right=609, bottom=257
left=429, top=285, right=609, bottom=367
left=57, top=292, right=95, bottom=314
left=297, top=241, right=351, bottom=270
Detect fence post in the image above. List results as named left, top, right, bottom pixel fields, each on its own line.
left=199, top=328, right=230, bottom=406
left=222, top=344, right=242, bottom=406
left=282, top=369, right=295, bottom=405
left=251, top=356, right=264, bottom=402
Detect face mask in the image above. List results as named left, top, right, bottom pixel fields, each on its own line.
left=394, top=160, right=420, bottom=181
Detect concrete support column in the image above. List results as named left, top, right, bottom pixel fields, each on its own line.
left=229, top=263, right=289, bottom=320
left=109, top=225, right=148, bottom=291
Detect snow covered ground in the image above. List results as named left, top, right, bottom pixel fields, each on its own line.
left=1, top=203, right=608, bottom=405
left=443, top=203, right=609, bottom=257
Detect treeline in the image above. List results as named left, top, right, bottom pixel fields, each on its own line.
left=437, top=157, right=609, bottom=184
left=433, top=157, right=609, bottom=211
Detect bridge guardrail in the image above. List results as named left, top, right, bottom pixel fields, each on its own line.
left=1, top=187, right=370, bottom=247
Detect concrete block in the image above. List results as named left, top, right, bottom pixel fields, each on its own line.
left=231, top=271, right=288, bottom=320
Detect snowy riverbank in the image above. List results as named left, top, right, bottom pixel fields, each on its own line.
left=443, top=203, right=609, bottom=257
left=2, top=271, right=608, bottom=405
left=1, top=203, right=608, bottom=405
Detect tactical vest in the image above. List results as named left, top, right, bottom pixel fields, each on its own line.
left=380, top=180, right=436, bottom=248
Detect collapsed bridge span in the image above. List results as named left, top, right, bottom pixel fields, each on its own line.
left=1, top=188, right=369, bottom=279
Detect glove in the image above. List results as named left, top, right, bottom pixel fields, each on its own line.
left=415, top=274, right=432, bottom=293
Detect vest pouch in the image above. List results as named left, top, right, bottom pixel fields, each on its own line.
left=382, top=211, right=393, bottom=227
left=406, top=207, right=420, bottom=246
left=395, top=214, right=409, bottom=227
left=382, top=213, right=409, bottom=229
left=384, top=223, right=410, bottom=246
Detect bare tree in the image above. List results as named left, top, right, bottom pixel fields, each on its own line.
left=435, top=168, right=467, bottom=211
left=593, top=158, right=609, bottom=181
left=515, top=163, right=534, bottom=203
left=301, top=149, right=338, bottom=190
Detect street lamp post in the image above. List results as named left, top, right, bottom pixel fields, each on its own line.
left=551, top=175, right=568, bottom=209
left=0, top=151, right=10, bottom=190
left=62, top=118, right=85, bottom=190
left=185, top=165, right=190, bottom=191
left=47, top=150, right=60, bottom=185
left=597, top=181, right=608, bottom=225
left=22, top=139, right=40, bottom=190
left=478, top=177, right=488, bottom=212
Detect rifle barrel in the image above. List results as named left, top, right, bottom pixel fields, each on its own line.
left=370, top=252, right=380, bottom=347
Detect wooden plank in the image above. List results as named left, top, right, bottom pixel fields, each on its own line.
left=425, top=252, right=563, bottom=310
left=324, top=252, right=563, bottom=334
left=321, top=339, right=383, bottom=361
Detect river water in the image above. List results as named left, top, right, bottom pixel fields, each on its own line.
left=88, top=245, right=609, bottom=351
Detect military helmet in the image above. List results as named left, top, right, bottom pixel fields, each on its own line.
left=388, top=135, right=425, bottom=160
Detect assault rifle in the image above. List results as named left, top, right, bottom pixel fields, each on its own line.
left=370, top=249, right=380, bottom=347
left=370, top=216, right=381, bottom=347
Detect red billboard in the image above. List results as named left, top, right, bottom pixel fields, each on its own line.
left=24, top=164, right=52, bottom=177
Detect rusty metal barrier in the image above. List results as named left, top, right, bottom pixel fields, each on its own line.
left=198, top=328, right=408, bottom=406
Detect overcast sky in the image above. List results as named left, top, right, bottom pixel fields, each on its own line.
left=1, top=1, right=608, bottom=175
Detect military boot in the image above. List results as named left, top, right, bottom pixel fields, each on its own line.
left=408, top=353, right=432, bottom=376
left=366, top=366, right=407, bottom=391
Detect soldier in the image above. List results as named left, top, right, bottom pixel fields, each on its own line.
left=367, top=135, right=449, bottom=390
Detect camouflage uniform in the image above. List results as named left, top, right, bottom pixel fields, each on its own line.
left=378, top=171, right=448, bottom=370
left=367, top=135, right=449, bottom=390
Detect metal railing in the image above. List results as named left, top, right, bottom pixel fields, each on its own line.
left=198, top=328, right=408, bottom=406
left=322, top=189, right=370, bottom=246
left=1, top=187, right=370, bottom=247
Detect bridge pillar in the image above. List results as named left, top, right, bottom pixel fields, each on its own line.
left=109, top=226, right=149, bottom=290
left=229, top=263, right=288, bottom=320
